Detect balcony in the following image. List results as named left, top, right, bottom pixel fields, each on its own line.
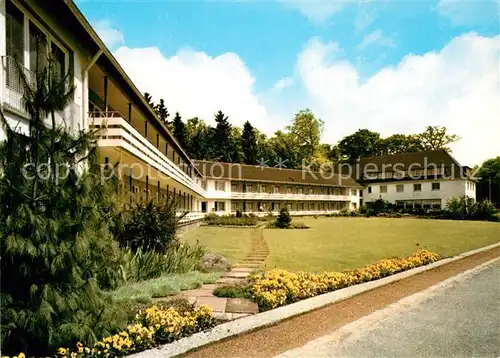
left=228, top=191, right=352, bottom=201
left=1, top=56, right=36, bottom=116
left=90, top=113, right=205, bottom=196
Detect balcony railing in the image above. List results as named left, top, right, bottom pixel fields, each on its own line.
left=90, top=114, right=206, bottom=196
left=223, top=191, right=353, bottom=201
left=1, top=56, right=36, bottom=115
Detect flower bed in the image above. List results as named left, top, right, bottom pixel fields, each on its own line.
left=57, top=305, right=215, bottom=357
left=248, top=250, right=440, bottom=311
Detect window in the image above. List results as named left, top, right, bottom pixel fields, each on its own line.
left=216, top=201, right=225, bottom=211
left=29, top=21, right=48, bottom=72
left=231, top=184, right=238, bottom=192
left=273, top=186, right=280, bottom=194
left=247, top=203, right=253, bottom=211
left=287, top=203, right=292, bottom=210
left=261, top=185, right=266, bottom=193
left=231, top=202, right=237, bottom=211
left=287, top=187, right=292, bottom=194
left=380, top=185, right=387, bottom=193
left=414, top=183, right=422, bottom=192
left=309, top=188, right=314, bottom=194
left=396, top=184, right=404, bottom=193
left=351, top=189, right=357, bottom=196
left=298, top=187, right=303, bottom=194
left=6, top=2, right=24, bottom=64
left=368, top=186, right=372, bottom=194
left=432, top=182, right=440, bottom=191
left=201, top=180, right=207, bottom=190
left=51, top=42, right=65, bottom=80
left=247, top=184, right=252, bottom=192
left=216, top=181, right=226, bottom=191
left=275, top=203, right=280, bottom=210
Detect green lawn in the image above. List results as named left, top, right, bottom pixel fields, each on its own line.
left=264, top=217, right=500, bottom=272
left=182, top=226, right=253, bottom=264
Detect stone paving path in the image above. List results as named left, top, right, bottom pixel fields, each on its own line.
left=164, top=226, right=269, bottom=321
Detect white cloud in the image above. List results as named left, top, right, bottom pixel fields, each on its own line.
left=297, top=33, right=500, bottom=166
left=437, top=0, right=499, bottom=27
left=279, top=0, right=345, bottom=24
left=112, top=46, right=284, bottom=133
left=93, top=20, right=125, bottom=50
left=272, top=77, right=294, bottom=91
left=358, top=29, right=395, bottom=50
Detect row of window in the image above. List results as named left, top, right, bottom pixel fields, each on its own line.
left=206, top=181, right=357, bottom=196
left=364, top=168, right=446, bottom=180
left=368, top=182, right=441, bottom=194
left=228, top=201, right=350, bottom=212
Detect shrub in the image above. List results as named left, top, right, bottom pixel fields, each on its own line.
left=204, top=214, right=258, bottom=226
left=114, top=198, right=184, bottom=254
left=248, top=250, right=439, bottom=311
left=471, top=200, right=498, bottom=221
left=275, top=208, right=292, bottom=228
left=290, top=222, right=310, bottom=229
left=442, top=197, right=498, bottom=221
left=212, top=285, right=251, bottom=299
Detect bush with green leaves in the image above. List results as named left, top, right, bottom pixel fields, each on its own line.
left=204, top=213, right=258, bottom=226
left=114, top=198, right=186, bottom=254
left=275, top=208, right=292, bottom=228
left=443, top=196, right=498, bottom=221
left=0, top=62, right=125, bottom=355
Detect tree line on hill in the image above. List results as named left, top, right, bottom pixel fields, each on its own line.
left=143, top=92, right=461, bottom=168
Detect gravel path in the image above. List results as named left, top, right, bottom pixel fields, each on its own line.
left=277, top=260, right=500, bottom=357
left=184, top=246, right=500, bottom=358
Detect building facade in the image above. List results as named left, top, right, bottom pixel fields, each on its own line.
left=1, top=0, right=206, bottom=222
left=1, top=0, right=476, bottom=220
left=195, top=161, right=362, bottom=215
left=353, top=150, right=476, bottom=210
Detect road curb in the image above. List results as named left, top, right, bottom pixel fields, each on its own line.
left=129, top=242, right=500, bottom=358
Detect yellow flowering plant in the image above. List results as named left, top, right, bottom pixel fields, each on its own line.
left=56, top=304, right=216, bottom=358
left=249, top=250, right=440, bottom=311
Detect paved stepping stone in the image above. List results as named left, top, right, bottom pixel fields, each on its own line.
left=195, top=296, right=227, bottom=313
left=231, top=267, right=255, bottom=273
left=226, top=298, right=259, bottom=314
left=216, top=277, right=246, bottom=285
left=225, top=271, right=251, bottom=279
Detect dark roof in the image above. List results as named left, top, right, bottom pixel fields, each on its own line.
left=342, top=149, right=474, bottom=183
left=194, top=161, right=363, bottom=188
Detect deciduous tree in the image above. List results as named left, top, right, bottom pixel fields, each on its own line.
left=416, top=125, right=460, bottom=151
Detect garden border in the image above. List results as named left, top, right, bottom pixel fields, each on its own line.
left=128, top=241, right=500, bottom=358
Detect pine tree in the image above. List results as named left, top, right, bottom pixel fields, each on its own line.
left=155, top=98, right=169, bottom=125
left=0, top=60, right=125, bottom=355
left=242, top=121, right=257, bottom=165
left=172, top=112, right=187, bottom=149
left=212, top=110, right=233, bottom=162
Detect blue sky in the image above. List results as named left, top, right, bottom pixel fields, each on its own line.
left=78, top=0, right=498, bottom=89
left=76, top=0, right=499, bottom=166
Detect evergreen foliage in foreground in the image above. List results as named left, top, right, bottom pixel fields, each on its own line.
left=0, top=62, right=125, bottom=355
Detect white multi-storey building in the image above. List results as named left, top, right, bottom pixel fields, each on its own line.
left=1, top=0, right=206, bottom=222
left=353, top=150, right=476, bottom=210
left=0, top=1, right=475, bottom=220
left=195, top=161, right=362, bottom=215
